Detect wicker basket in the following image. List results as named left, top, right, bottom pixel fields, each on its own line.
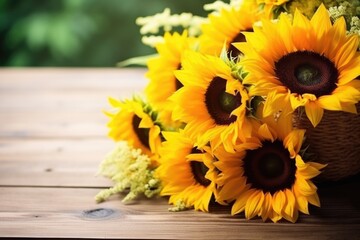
left=293, top=103, right=360, bottom=181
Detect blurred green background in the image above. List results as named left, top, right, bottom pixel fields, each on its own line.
left=0, top=0, right=210, bottom=67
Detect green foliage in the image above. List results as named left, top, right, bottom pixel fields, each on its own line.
left=0, top=0, right=210, bottom=66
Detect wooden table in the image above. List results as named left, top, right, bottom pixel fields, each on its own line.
left=0, top=68, right=359, bottom=239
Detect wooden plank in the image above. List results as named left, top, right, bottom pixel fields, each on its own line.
left=0, top=68, right=147, bottom=139
left=0, top=68, right=146, bottom=187
left=0, top=138, right=114, bottom=187
left=0, top=111, right=109, bottom=138
left=0, top=68, right=147, bottom=107
left=0, top=68, right=147, bottom=90
left=0, top=187, right=359, bottom=239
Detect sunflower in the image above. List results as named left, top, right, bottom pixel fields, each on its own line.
left=145, top=31, right=196, bottom=113
left=234, top=4, right=360, bottom=127
left=213, top=108, right=326, bottom=223
left=199, top=1, right=260, bottom=60
left=156, top=129, right=217, bottom=212
left=171, top=50, right=257, bottom=152
left=105, top=97, right=162, bottom=158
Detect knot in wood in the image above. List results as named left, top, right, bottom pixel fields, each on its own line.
left=82, top=208, right=115, bottom=219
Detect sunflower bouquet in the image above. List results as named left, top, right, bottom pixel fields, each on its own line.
left=96, top=0, right=360, bottom=223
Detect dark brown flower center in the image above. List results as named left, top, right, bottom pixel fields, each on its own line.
left=243, top=140, right=296, bottom=193
left=175, top=64, right=183, bottom=90
left=175, top=79, right=183, bottom=90
left=205, top=77, right=242, bottom=125
left=132, top=115, right=150, bottom=149
left=275, top=51, right=338, bottom=97
left=190, top=148, right=211, bottom=187
left=228, top=29, right=253, bottom=60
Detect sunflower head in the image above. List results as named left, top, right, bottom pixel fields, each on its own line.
left=235, top=4, right=360, bottom=127
left=156, top=129, right=217, bottom=212
left=171, top=50, right=257, bottom=152
left=145, top=31, right=197, bottom=113
left=200, top=2, right=260, bottom=60
left=105, top=96, right=162, bottom=159
left=214, top=121, right=326, bottom=222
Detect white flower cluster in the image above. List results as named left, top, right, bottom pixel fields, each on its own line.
left=328, top=2, right=349, bottom=19
left=134, top=0, right=246, bottom=47
left=351, top=15, right=360, bottom=30
left=204, top=0, right=244, bottom=13
left=136, top=8, right=206, bottom=47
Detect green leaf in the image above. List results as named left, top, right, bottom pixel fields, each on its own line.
left=116, top=54, right=158, bottom=67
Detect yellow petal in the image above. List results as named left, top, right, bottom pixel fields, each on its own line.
left=290, top=94, right=307, bottom=110
left=258, top=123, right=276, bottom=142
left=292, top=9, right=313, bottom=50
left=263, top=91, right=287, bottom=117
left=317, top=95, right=342, bottom=111
left=231, top=188, right=255, bottom=215
left=283, top=189, right=297, bottom=223
left=284, top=129, right=305, bottom=158
left=295, top=176, right=317, bottom=196
left=340, top=102, right=358, bottom=114
left=297, top=162, right=324, bottom=179
left=308, top=161, right=327, bottom=171
left=333, top=84, right=360, bottom=103
left=194, top=188, right=213, bottom=212
left=292, top=184, right=310, bottom=214
left=260, top=192, right=273, bottom=222
left=218, top=177, right=246, bottom=202
left=335, top=33, right=359, bottom=69
left=305, top=101, right=324, bottom=127
left=108, top=97, right=121, bottom=107
left=296, top=195, right=309, bottom=214
left=307, top=193, right=321, bottom=207
left=139, top=115, right=153, bottom=128
left=272, top=190, right=286, bottom=216
left=245, top=191, right=265, bottom=219
left=338, top=57, right=360, bottom=85
left=269, top=210, right=282, bottom=223
left=275, top=106, right=294, bottom=140
left=310, top=4, right=331, bottom=38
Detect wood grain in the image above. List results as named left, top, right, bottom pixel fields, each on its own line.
left=0, top=68, right=359, bottom=239
left=0, top=68, right=145, bottom=188
left=0, top=138, right=113, bottom=187
left=0, top=187, right=359, bottom=239
left=0, top=68, right=147, bottom=139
